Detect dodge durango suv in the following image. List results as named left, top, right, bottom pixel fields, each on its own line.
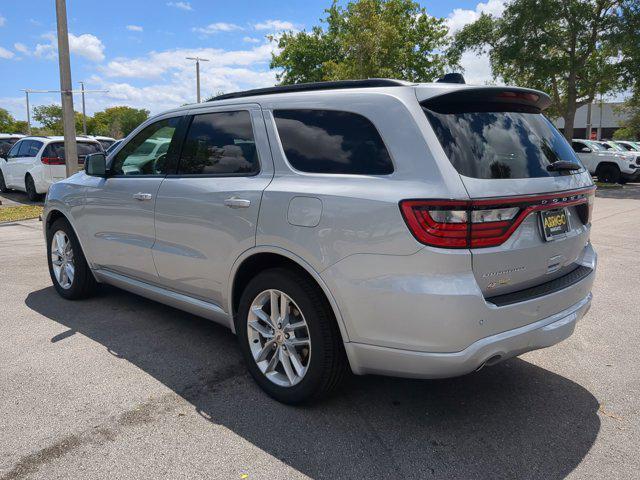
left=43, top=78, right=597, bottom=404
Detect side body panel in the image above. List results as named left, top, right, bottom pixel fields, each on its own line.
left=152, top=105, right=274, bottom=310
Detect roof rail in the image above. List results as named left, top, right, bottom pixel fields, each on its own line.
left=211, top=78, right=409, bottom=101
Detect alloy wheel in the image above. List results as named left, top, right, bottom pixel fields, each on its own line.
left=247, top=289, right=311, bottom=387
left=50, top=230, right=75, bottom=289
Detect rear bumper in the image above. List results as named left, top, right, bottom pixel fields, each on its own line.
left=346, top=293, right=591, bottom=378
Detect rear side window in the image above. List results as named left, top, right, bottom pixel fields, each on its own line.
left=423, top=103, right=582, bottom=179
left=177, top=111, right=259, bottom=176
left=273, top=109, right=394, bottom=175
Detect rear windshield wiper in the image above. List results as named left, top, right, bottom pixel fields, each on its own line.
left=547, top=161, right=582, bottom=172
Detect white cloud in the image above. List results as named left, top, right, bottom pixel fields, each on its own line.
left=126, top=25, right=143, bottom=32
left=102, top=43, right=275, bottom=79
left=33, top=32, right=105, bottom=62
left=243, top=36, right=260, bottom=43
left=193, top=22, right=243, bottom=35
left=68, top=33, right=105, bottom=62
left=167, top=1, right=192, bottom=11
left=446, top=0, right=506, bottom=34
left=88, top=40, right=281, bottom=115
left=0, top=15, right=6, bottom=27
left=14, top=42, right=29, bottom=54
left=254, top=19, right=296, bottom=31
left=0, top=46, right=14, bottom=59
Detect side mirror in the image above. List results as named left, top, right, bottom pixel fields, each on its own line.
left=580, top=147, right=591, bottom=153
left=85, top=153, right=107, bottom=177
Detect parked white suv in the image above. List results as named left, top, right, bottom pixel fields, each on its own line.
left=0, top=136, right=103, bottom=200
left=571, top=139, right=640, bottom=183
left=615, top=140, right=640, bottom=152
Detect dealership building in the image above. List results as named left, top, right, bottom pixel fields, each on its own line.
left=554, top=102, right=630, bottom=140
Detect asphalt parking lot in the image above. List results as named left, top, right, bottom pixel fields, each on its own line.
left=1, top=186, right=639, bottom=480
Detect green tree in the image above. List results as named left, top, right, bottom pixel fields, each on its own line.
left=0, top=108, right=15, bottom=132
left=89, top=106, right=150, bottom=138
left=32, top=104, right=84, bottom=135
left=270, top=0, right=453, bottom=84
left=451, top=0, right=635, bottom=140
left=614, top=93, right=640, bottom=140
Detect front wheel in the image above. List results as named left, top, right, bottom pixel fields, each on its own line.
left=236, top=268, right=347, bottom=404
left=597, top=164, right=621, bottom=184
left=46, top=217, right=97, bottom=299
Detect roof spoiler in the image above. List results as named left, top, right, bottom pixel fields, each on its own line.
left=421, top=86, right=552, bottom=112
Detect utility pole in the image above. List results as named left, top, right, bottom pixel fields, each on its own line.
left=55, top=0, right=78, bottom=178
left=24, top=90, right=31, bottom=134
left=79, top=81, right=87, bottom=135
left=76, top=82, right=107, bottom=135
left=186, top=56, right=209, bottom=103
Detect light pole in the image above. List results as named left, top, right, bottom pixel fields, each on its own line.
left=78, top=82, right=108, bottom=135
left=55, top=0, right=78, bottom=178
left=186, top=56, right=210, bottom=103
left=24, top=90, right=31, bottom=134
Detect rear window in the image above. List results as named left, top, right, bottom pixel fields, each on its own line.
left=423, top=103, right=582, bottom=179
left=273, top=109, right=394, bottom=175
left=43, top=141, right=103, bottom=160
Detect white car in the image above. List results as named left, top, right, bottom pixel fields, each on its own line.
left=572, top=139, right=640, bottom=184
left=615, top=140, right=640, bottom=152
left=85, top=135, right=117, bottom=150
left=0, top=136, right=103, bottom=200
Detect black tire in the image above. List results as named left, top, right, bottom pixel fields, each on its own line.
left=46, top=217, right=97, bottom=300
left=0, top=170, right=9, bottom=193
left=236, top=268, right=348, bottom=404
left=25, top=175, right=41, bottom=202
left=597, top=164, right=621, bottom=184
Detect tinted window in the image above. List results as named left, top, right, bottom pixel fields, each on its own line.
left=111, top=117, right=181, bottom=175
left=16, top=140, right=42, bottom=157
left=97, top=139, right=114, bottom=149
left=43, top=142, right=103, bottom=162
left=177, top=111, right=259, bottom=175
left=7, top=141, right=22, bottom=158
left=273, top=109, right=393, bottom=175
left=572, top=141, right=587, bottom=152
left=423, top=105, right=582, bottom=179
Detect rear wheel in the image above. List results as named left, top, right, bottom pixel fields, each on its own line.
left=597, top=164, right=621, bottom=184
left=46, top=217, right=97, bottom=299
left=25, top=175, right=41, bottom=201
left=236, top=268, right=347, bottom=404
left=0, top=170, right=9, bottom=193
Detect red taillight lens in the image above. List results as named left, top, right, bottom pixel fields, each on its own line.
left=41, top=156, right=65, bottom=165
left=400, top=187, right=596, bottom=249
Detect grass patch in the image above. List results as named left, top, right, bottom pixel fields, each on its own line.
left=0, top=205, right=43, bottom=223
left=594, top=182, right=624, bottom=189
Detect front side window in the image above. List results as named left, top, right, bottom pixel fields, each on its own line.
left=111, top=117, right=181, bottom=175
left=7, top=141, right=22, bottom=158
left=423, top=103, right=582, bottom=179
left=177, top=111, right=259, bottom=175
left=273, top=109, right=393, bottom=175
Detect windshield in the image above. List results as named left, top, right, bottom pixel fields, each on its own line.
left=605, top=141, right=625, bottom=152
left=584, top=140, right=605, bottom=151
left=422, top=105, right=582, bottom=179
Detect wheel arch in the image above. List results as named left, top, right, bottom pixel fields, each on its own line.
left=228, top=247, right=350, bottom=343
left=45, top=208, right=98, bottom=282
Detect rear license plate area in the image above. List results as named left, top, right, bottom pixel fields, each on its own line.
left=540, top=208, right=569, bottom=241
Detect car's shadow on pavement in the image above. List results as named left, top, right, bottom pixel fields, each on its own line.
left=26, top=285, right=600, bottom=480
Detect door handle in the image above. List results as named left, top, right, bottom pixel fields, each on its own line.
left=224, top=197, right=251, bottom=209
left=133, top=192, right=153, bottom=201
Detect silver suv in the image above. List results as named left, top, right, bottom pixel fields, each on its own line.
left=43, top=79, right=597, bottom=404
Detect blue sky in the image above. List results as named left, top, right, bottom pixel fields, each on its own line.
left=0, top=0, right=504, bottom=121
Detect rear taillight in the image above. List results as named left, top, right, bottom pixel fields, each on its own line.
left=41, top=156, right=65, bottom=165
left=400, top=187, right=596, bottom=249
